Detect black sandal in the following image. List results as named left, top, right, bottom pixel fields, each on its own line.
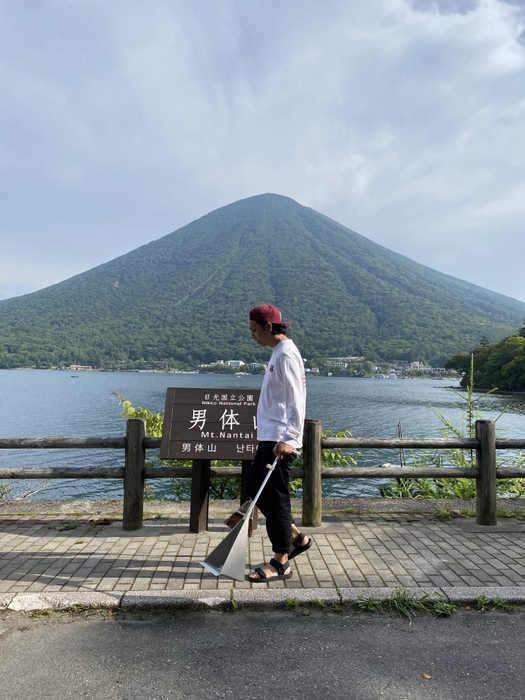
left=248, top=558, right=293, bottom=582
left=288, top=532, right=312, bottom=560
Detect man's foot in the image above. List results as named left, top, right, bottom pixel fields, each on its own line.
left=288, top=532, right=313, bottom=560
left=248, top=558, right=292, bottom=582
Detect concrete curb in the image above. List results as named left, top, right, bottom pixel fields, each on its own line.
left=121, top=590, right=231, bottom=610
left=4, top=587, right=525, bottom=613
left=0, top=593, right=14, bottom=610
left=6, top=592, right=123, bottom=612
left=338, top=587, right=445, bottom=604
left=440, top=587, right=525, bottom=604
left=232, top=587, right=340, bottom=608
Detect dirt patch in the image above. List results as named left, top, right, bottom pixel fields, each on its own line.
left=2, top=497, right=525, bottom=518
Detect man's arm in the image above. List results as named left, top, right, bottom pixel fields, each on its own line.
left=273, top=355, right=306, bottom=457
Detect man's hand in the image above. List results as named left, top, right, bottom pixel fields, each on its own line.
left=273, top=441, right=294, bottom=460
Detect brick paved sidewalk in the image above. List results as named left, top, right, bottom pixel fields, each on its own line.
left=1, top=506, right=525, bottom=596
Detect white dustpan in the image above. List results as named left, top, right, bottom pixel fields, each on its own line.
left=201, top=455, right=279, bottom=581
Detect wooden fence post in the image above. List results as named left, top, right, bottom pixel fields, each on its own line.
left=476, top=420, right=497, bottom=526
left=190, top=459, right=211, bottom=533
left=302, top=418, right=323, bottom=527
left=123, top=418, right=146, bottom=531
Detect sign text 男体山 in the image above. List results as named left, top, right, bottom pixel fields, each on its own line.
left=160, top=388, right=260, bottom=460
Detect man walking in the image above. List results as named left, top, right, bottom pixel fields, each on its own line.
left=247, top=304, right=311, bottom=582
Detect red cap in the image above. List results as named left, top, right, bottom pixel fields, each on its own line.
left=249, top=304, right=285, bottom=325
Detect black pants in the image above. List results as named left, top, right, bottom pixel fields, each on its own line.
left=248, top=441, right=295, bottom=555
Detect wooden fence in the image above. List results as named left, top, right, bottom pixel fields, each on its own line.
left=1, top=418, right=525, bottom=532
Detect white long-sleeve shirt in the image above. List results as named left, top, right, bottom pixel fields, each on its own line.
left=256, top=339, right=306, bottom=449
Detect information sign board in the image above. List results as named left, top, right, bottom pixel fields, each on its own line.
left=160, top=388, right=260, bottom=460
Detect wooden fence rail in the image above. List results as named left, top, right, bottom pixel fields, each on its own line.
left=1, top=418, right=525, bottom=531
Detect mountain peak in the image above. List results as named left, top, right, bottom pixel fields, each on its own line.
left=1, top=195, right=523, bottom=368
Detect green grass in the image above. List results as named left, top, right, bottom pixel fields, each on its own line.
left=19, top=604, right=115, bottom=621
left=284, top=597, right=329, bottom=614
left=459, top=508, right=476, bottom=517
left=496, top=507, right=513, bottom=518
left=476, top=595, right=520, bottom=612
left=434, top=507, right=454, bottom=521
left=357, top=588, right=456, bottom=620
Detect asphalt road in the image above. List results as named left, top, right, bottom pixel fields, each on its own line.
left=1, top=607, right=524, bottom=699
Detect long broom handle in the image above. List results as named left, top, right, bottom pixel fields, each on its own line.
left=242, top=455, right=279, bottom=521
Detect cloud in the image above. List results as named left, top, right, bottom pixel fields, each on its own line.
left=0, top=0, right=524, bottom=302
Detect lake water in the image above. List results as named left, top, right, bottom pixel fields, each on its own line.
left=1, top=370, right=524, bottom=500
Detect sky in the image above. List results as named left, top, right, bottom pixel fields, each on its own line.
left=1, top=0, right=525, bottom=303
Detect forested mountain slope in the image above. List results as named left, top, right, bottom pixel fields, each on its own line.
left=1, top=193, right=524, bottom=368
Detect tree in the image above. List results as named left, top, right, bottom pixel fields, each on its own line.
left=445, top=335, right=525, bottom=392
left=444, top=352, right=470, bottom=377
left=482, top=336, right=525, bottom=391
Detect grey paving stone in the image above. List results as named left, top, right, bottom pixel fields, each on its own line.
left=297, top=576, right=318, bottom=588
left=453, top=519, right=525, bottom=533
left=2, top=508, right=525, bottom=599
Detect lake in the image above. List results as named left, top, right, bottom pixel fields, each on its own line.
left=1, top=370, right=524, bottom=500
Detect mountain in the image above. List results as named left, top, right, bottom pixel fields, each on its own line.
left=1, top=193, right=524, bottom=369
